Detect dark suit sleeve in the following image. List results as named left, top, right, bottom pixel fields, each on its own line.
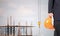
left=48, top=0, right=55, bottom=13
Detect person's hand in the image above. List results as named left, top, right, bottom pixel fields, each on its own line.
left=48, top=13, right=53, bottom=18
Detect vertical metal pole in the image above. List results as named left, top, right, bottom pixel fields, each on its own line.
left=7, top=25, right=9, bottom=36
left=26, top=21, right=27, bottom=36
left=31, top=22, right=32, bottom=36
left=10, top=16, right=12, bottom=36
left=7, top=17, right=9, bottom=36
left=18, top=22, right=21, bottom=36
left=13, top=20, right=15, bottom=36
left=5, top=27, right=6, bottom=36
left=13, top=27, right=15, bottom=36
left=10, top=27, right=12, bottom=36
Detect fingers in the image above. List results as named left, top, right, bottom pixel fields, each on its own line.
left=48, top=13, right=53, bottom=18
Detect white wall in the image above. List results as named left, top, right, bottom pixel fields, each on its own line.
left=0, top=0, right=40, bottom=36
left=0, top=0, right=54, bottom=36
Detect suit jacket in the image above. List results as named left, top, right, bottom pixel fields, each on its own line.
left=48, top=0, right=60, bottom=20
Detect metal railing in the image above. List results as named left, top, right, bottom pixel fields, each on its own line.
left=0, top=25, right=35, bottom=36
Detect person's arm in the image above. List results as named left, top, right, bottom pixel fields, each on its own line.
left=48, top=0, right=55, bottom=17
left=48, top=0, right=54, bottom=13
